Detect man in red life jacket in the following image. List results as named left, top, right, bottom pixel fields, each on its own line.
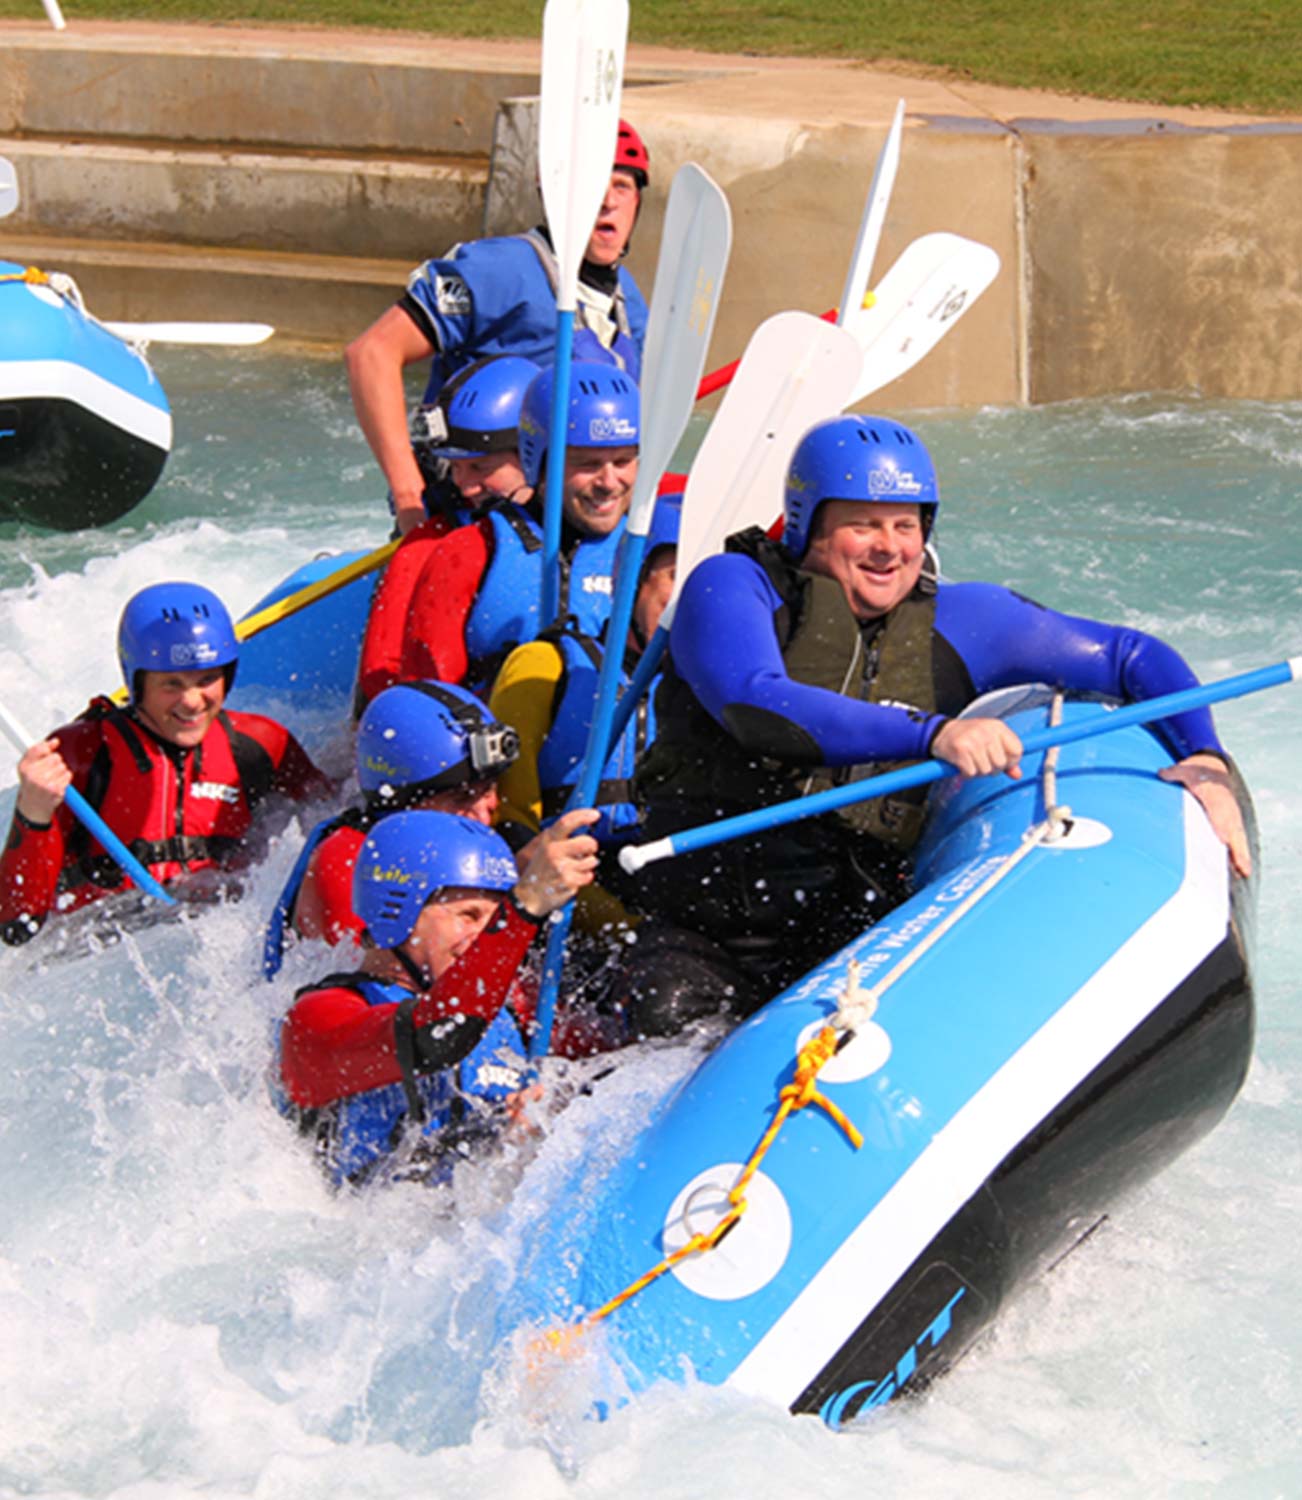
left=354, top=360, right=640, bottom=708
left=357, top=355, right=539, bottom=710
left=1, top=581, right=329, bottom=945
left=276, top=805, right=599, bottom=1186
left=263, top=678, right=521, bottom=974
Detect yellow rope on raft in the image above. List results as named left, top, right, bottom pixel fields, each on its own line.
left=0, top=266, right=52, bottom=284
left=533, top=1020, right=864, bottom=1359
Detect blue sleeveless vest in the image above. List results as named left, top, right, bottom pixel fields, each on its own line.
left=464, top=507, right=627, bottom=692
left=278, top=975, right=526, bottom=1187
left=415, top=231, right=646, bottom=403
left=536, top=624, right=660, bottom=843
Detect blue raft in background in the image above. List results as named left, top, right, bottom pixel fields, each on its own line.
left=0, top=260, right=172, bottom=530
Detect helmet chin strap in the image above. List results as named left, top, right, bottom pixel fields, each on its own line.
left=393, top=941, right=432, bottom=992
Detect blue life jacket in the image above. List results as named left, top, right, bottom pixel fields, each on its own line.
left=536, top=621, right=659, bottom=843
left=408, top=230, right=645, bottom=403
left=277, top=973, right=526, bottom=1187
left=464, top=505, right=627, bottom=693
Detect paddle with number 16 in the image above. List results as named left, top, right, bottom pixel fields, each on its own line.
left=537, top=0, right=629, bottom=628
left=530, top=162, right=734, bottom=1061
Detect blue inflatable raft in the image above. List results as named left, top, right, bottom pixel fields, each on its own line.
left=0, top=261, right=172, bottom=529
left=507, top=685, right=1255, bottom=1423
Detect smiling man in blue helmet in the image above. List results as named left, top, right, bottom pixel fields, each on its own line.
left=1, top=581, right=329, bottom=945
left=408, top=353, right=541, bottom=529
left=276, top=805, right=598, bottom=1186
left=633, top=413, right=1252, bottom=1001
left=356, top=360, right=639, bottom=706
left=346, top=122, right=650, bottom=536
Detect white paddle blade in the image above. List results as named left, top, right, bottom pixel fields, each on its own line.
left=677, top=310, right=862, bottom=597
left=626, top=163, right=732, bottom=531
left=847, top=232, right=1000, bottom=405
left=837, top=99, right=905, bottom=330
left=103, top=321, right=275, bottom=346
left=0, top=157, right=18, bottom=219
left=42, top=0, right=67, bottom=29
left=538, top=0, right=629, bottom=309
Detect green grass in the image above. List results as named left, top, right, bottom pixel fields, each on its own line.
left=2, top=0, right=1299, bottom=115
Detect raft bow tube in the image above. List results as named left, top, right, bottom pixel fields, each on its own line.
left=0, top=264, right=172, bottom=529
left=231, top=551, right=375, bottom=715
left=509, top=686, right=1256, bottom=1424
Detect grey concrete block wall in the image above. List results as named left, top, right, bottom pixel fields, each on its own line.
left=1023, top=124, right=1302, bottom=403
left=2, top=21, right=1300, bottom=403
left=0, top=30, right=541, bottom=155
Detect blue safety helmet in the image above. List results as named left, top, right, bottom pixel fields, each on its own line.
left=117, top=581, right=239, bottom=703
left=517, top=361, right=640, bottom=489
left=411, top=355, right=541, bottom=460
left=352, top=810, right=518, bottom=949
left=355, top=680, right=519, bottom=810
left=782, top=415, right=940, bottom=562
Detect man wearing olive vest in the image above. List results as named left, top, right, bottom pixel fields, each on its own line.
left=633, top=413, right=1251, bottom=1004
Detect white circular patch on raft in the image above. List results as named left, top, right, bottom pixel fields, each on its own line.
left=1043, top=816, right=1113, bottom=849
left=796, top=1017, right=892, bottom=1083
left=665, top=1164, right=792, bottom=1301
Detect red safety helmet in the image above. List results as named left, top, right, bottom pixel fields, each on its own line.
left=615, top=120, right=650, bottom=190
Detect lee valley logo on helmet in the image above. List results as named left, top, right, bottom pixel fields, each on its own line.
left=169, top=641, right=220, bottom=667
left=588, top=416, right=637, bottom=442
left=868, top=465, right=925, bottom=497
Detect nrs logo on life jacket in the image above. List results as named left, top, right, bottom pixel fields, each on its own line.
left=190, top=780, right=241, bottom=805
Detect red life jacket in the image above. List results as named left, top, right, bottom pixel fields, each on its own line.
left=58, top=699, right=281, bottom=900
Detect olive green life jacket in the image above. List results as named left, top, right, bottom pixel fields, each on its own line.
left=637, top=528, right=945, bottom=853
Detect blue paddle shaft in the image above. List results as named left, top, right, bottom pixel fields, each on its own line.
left=622, top=656, right=1300, bottom=871
left=574, top=530, right=647, bottom=808
left=63, top=784, right=177, bottom=905
left=541, top=311, right=576, bottom=626
left=606, top=621, right=668, bottom=753
left=532, top=515, right=649, bottom=1059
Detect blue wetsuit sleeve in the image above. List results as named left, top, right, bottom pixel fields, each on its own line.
left=669, top=554, right=947, bottom=765
left=936, top=582, right=1227, bottom=759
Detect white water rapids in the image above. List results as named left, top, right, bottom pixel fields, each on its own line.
left=1, top=348, right=1299, bottom=1498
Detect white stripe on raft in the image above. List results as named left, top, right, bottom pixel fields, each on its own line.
left=0, top=358, right=172, bottom=450
left=727, top=795, right=1229, bottom=1406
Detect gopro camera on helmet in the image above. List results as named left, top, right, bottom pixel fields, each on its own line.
left=468, top=721, right=520, bottom=779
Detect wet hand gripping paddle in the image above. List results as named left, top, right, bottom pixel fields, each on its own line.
left=530, top=162, right=733, bottom=1060
left=0, top=700, right=176, bottom=906
left=537, top=0, right=629, bottom=627
left=618, top=657, right=1302, bottom=872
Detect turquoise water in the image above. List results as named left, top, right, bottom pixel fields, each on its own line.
left=1, top=346, right=1300, bottom=1498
